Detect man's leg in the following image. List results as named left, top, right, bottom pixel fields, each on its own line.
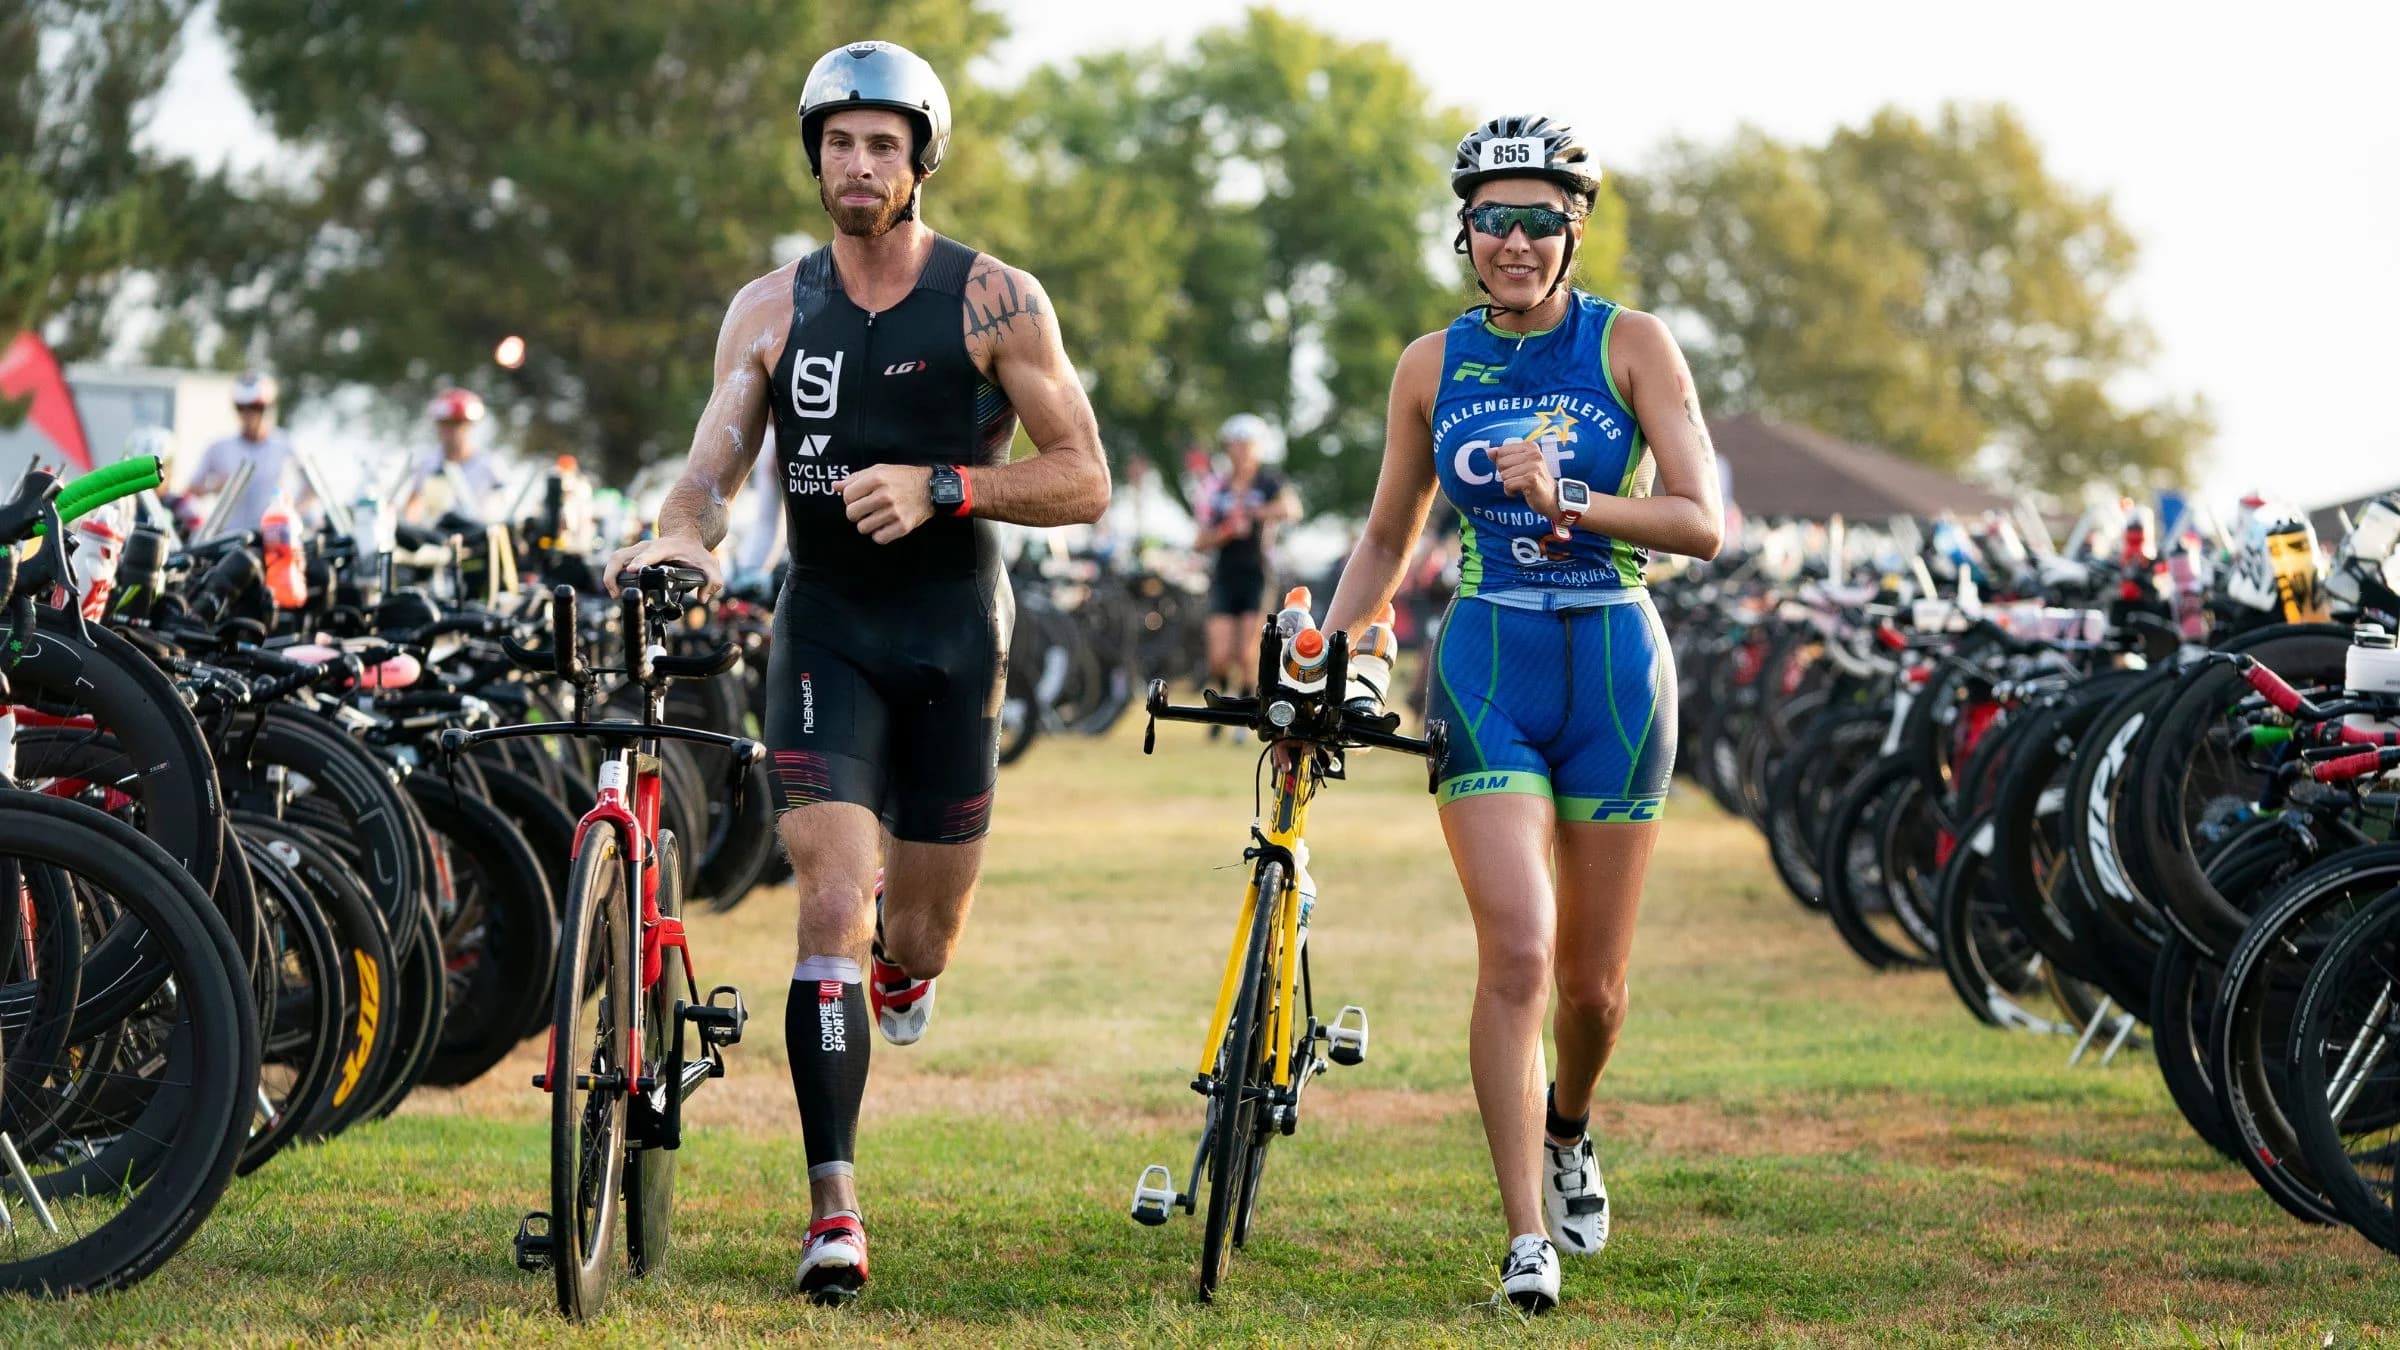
left=878, top=834, right=988, bottom=982
left=777, top=800, right=882, bottom=1225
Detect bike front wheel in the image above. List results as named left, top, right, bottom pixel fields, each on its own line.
left=1199, top=859, right=1282, bottom=1302
left=551, top=825, right=633, bottom=1319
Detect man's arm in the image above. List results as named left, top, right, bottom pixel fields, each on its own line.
left=839, top=257, right=1110, bottom=543
left=187, top=441, right=229, bottom=495
left=605, top=268, right=786, bottom=595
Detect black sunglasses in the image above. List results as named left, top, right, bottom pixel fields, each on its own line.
left=1465, top=203, right=1578, bottom=241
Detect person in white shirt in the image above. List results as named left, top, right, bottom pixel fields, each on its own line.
left=402, top=388, right=510, bottom=525
left=188, top=372, right=316, bottom=540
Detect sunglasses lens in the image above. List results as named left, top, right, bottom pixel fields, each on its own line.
left=1471, top=205, right=1568, bottom=240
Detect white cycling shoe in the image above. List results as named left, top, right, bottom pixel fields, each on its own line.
left=1543, top=1133, right=1611, bottom=1256
left=1498, top=1233, right=1560, bottom=1313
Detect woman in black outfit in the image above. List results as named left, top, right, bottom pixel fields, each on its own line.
left=1196, top=412, right=1301, bottom=699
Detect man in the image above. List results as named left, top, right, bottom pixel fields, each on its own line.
left=605, top=39, right=1110, bottom=1304
left=402, top=387, right=510, bottom=524
left=188, top=372, right=316, bottom=540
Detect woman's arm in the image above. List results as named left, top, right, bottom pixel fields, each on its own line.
left=1585, top=310, right=1722, bottom=561
left=1323, top=332, right=1444, bottom=636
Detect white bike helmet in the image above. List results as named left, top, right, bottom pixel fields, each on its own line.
left=231, top=371, right=279, bottom=409
left=1218, top=413, right=1270, bottom=446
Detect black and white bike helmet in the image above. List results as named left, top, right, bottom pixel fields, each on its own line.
left=798, top=40, right=953, bottom=181
left=1451, top=115, right=1603, bottom=208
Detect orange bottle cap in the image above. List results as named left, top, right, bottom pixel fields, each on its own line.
left=1282, top=586, right=1312, bottom=609
left=1292, top=627, right=1325, bottom=659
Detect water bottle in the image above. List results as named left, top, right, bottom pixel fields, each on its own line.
left=115, top=526, right=169, bottom=622
left=1291, top=840, right=1317, bottom=952
left=68, top=502, right=129, bottom=621
left=261, top=497, right=310, bottom=610
left=1272, top=585, right=1315, bottom=640
left=1281, top=624, right=1329, bottom=692
left=2348, top=623, right=2400, bottom=696
left=1345, top=603, right=1398, bottom=711
left=349, top=489, right=388, bottom=602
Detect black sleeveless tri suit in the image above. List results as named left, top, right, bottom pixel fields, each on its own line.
left=761, top=235, right=1019, bottom=843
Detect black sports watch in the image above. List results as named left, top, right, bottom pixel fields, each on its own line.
left=928, top=464, right=972, bottom=518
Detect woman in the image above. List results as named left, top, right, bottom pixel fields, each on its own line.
left=1317, top=115, right=1722, bottom=1312
left=1196, top=413, right=1301, bottom=701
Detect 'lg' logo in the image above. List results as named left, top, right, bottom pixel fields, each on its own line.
left=791, top=350, right=842, bottom=419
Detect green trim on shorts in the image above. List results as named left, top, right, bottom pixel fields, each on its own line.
left=1438, top=770, right=1554, bottom=806
left=1556, top=793, right=1665, bottom=824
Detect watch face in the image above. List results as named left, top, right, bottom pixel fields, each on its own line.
left=1559, top=480, right=1590, bottom=509
left=930, top=467, right=964, bottom=506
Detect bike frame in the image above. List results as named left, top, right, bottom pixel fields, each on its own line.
left=1195, top=761, right=1316, bottom=1095
left=557, top=743, right=694, bottom=1097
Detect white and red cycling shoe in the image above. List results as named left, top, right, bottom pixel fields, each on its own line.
left=869, top=871, right=935, bottom=1045
left=796, top=1211, right=869, bottom=1304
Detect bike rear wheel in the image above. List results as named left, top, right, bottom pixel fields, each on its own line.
left=627, top=829, right=687, bottom=1277
left=551, top=826, right=633, bottom=1319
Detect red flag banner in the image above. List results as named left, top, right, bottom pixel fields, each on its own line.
left=0, top=332, right=93, bottom=471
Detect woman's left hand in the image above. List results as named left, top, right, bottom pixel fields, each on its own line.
left=1490, top=440, right=1559, bottom=519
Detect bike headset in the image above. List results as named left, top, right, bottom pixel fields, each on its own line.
left=797, top=40, right=953, bottom=224
left=1450, top=115, right=1604, bottom=323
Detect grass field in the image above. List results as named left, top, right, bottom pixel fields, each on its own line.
left=5, top=720, right=2395, bottom=1346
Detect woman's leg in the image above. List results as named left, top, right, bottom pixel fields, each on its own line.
left=1441, top=791, right=1561, bottom=1240
left=1549, top=820, right=1662, bottom=1127
left=1549, top=599, right=1677, bottom=1126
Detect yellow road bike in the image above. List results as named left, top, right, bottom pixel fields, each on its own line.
left=1129, top=622, right=1444, bottom=1300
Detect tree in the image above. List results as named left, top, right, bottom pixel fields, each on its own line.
left=0, top=0, right=200, bottom=408
left=205, top=0, right=1012, bottom=477
left=994, top=8, right=1629, bottom=511
left=1621, top=104, right=2208, bottom=495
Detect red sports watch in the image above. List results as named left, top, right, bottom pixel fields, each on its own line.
left=1552, top=477, right=1591, bottom=542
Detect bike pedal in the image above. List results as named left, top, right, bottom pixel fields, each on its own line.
left=1129, top=1164, right=1177, bottom=1227
left=683, top=985, right=747, bottom=1048
left=514, top=1211, right=555, bottom=1273
left=1327, top=1005, right=1369, bottom=1067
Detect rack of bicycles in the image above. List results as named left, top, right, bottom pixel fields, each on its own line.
left=0, top=459, right=788, bottom=1294
left=1665, top=490, right=2400, bottom=1258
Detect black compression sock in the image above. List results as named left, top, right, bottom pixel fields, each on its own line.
left=788, top=960, right=870, bottom=1180
left=1546, top=1082, right=1588, bottom=1146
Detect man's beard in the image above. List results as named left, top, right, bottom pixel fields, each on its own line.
left=820, top=178, right=912, bottom=237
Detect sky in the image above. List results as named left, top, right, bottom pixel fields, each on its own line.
left=153, top=0, right=2400, bottom=511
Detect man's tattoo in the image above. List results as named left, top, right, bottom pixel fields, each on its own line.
left=965, top=264, right=1045, bottom=344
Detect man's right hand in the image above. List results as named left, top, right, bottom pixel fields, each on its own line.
left=603, top=534, right=724, bottom=602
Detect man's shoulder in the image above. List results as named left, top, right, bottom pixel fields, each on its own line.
left=960, top=249, right=1050, bottom=305
left=726, top=262, right=799, bottom=325
left=957, top=248, right=1051, bottom=349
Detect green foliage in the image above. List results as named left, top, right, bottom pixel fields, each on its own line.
left=205, top=0, right=1009, bottom=477
left=993, top=9, right=1614, bottom=511
left=1622, top=104, right=2209, bottom=495
left=0, top=0, right=199, bottom=406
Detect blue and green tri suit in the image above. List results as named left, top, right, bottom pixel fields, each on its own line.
left=1425, top=291, right=1676, bottom=823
